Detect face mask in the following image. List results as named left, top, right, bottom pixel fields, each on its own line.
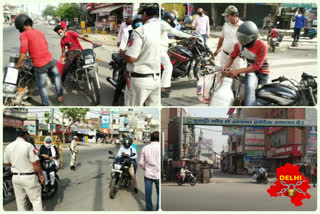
left=198, top=12, right=203, bottom=16
left=297, top=14, right=302, bottom=17
left=134, top=22, right=143, bottom=29
left=45, top=142, right=53, bottom=148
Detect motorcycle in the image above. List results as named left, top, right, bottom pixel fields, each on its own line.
left=166, top=31, right=215, bottom=80
left=176, top=171, right=196, bottom=186
left=106, top=52, right=125, bottom=106
left=268, top=27, right=284, bottom=52
left=65, top=42, right=102, bottom=105
left=3, top=56, right=37, bottom=106
left=108, top=151, right=133, bottom=199
left=3, top=165, right=14, bottom=204
left=252, top=171, right=268, bottom=184
left=40, top=160, right=60, bottom=200
left=299, top=27, right=317, bottom=39
left=209, top=72, right=317, bottom=106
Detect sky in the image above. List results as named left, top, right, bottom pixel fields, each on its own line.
left=19, top=3, right=60, bottom=16
left=187, top=108, right=230, bottom=153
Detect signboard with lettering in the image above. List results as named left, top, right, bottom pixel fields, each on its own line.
left=306, top=126, right=317, bottom=152
left=183, top=117, right=316, bottom=127
left=222, top=126, right=244, bottom=135
left=24, top=120, right=36, bottom=136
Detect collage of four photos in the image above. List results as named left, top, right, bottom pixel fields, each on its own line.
left=1, top=1, right=318, bottom=212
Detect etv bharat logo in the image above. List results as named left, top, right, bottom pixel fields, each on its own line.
left=267, top=163, right=311, bottom=206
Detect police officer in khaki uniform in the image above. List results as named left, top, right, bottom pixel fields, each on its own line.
left=4, top=127, right=45, bottom=211
left=69, top=136, right=79, bottom=170
left=120, top=4, right=160, bottom=106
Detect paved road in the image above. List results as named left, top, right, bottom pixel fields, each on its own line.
left=3, top=24, right=117, bottom=106
left=161, top=171, right=317, bottom=211
left=3, top=144, right=157, bottom=211
left=161, top=36, right=317, bottom=106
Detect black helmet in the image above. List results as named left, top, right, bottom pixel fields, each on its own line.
left=236, top=21, right=259, bottom=48
left=15, top=14, right=33, bottom=33
left=162, top=11, right=176, bottom=27
left=183, top=15, right=193, bottom=24
left=123, top=137, right=133, bottom=146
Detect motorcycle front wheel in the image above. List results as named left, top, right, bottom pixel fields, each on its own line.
left=88, top=73, right=100, bottom=105
left=109, top=177, right=118, bottom=199
left=42, top=180, right=59, bottom=200
left=189, top=178, right=196, bottom=186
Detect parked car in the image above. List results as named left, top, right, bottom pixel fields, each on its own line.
left=49, top=20, right=56, bottom=25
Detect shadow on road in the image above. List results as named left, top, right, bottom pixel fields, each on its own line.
left=129, top=188, right=145, bottom=211
left=43, top=178, right=71, bottom=211
left=171, top=79, right=197, bottom=90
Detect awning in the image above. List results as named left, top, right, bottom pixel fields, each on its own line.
left=90, top=5, right=123, bottom=15
left=272, top=155, right=290, bottom=159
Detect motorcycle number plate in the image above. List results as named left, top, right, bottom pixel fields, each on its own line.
left=272, top=38, right=278, bottom=42
left=4, top=68, right=19, bottom=84
left=3, top=93, right=16, bottom=97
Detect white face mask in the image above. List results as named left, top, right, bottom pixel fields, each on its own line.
left=45, top=142, right=53, bottom=148
left=298, top=14, right=302, bottom=17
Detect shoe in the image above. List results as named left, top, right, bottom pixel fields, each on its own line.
left=161, top=91, right=170, bottom=98
left=57, top=95, right=64, bottom=102
left=134, top=188, right=138, bottom=194
left=70, top=166, right=75, bottom=170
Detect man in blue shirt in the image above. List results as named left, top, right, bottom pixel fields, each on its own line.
left=292, top=8, right=306, bottom=46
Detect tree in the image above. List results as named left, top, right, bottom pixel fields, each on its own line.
left=60, top=108, right=89, bottom=144
left=56, top=3, right=81, bottom=21
left=42, top=5, right=57, bottom=18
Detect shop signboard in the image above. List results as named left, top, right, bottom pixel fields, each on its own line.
left=274, top=144, right=301, bottom=156
left=222, top=126, right=244, bottom=135
left=306, top=126, right=317, bottom=152
left=245, top=146, right=265, bottom=151
left=3, top=118, right=23, bottom=127
left=101, top=114, right=110, bottom=129
left=245, top=127, right=265, bottom=146
left=266, top=127, right=283, bottom=135
left=24, top=120, right=36, bottom=136
left=123, top=5, right=133, bottom=18
left=183, top=117, right=316, bottom=127
left=246, top=151, right=264, bottom=156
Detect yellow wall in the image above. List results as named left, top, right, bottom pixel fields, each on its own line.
left=162, top=3, right=186, bottom=19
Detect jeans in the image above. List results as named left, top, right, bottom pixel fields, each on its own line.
left=313, top=175, right=317, bottom=187
left=201, top=34, right=207, bottom=47
left=244, top=71, right=269, bottom=106
left=62, top=50, right=82, bottom=84
left=132, top=159, right=137, bottom=174
left=293, top=28, right=302, bottom=42
left=34, top=61, right=63, bottom=106
left=144, top=177, right=159, bottom=211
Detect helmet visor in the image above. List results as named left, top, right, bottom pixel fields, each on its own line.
left=236, top=31, right=254, bottom=45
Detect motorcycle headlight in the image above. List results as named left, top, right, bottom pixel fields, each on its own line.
left=115, top=164, right=122, bottom=170
left=85, top=58, right=94, bottom=65
left=3, top=83, right=17, bottom=93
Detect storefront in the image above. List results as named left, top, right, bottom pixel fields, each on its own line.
left=3, top=118, right=24, bottom=142
left=270, top=144, right=302, bottom=171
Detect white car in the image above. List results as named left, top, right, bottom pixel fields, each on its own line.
left=49, top=20, right=56, bottom=25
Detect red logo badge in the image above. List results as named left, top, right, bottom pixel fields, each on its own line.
left=267, top=163, right=311, bottom=206
left=129, top=38, right=134, bottom=47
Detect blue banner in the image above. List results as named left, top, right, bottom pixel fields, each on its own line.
left=101, top=114, right=110, bottom=129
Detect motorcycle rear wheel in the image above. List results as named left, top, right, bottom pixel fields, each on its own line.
left=109, top=177, right=117, bottom=199
left=177, top=179, right=183, bottom=186
left=189, top=178, right=196, bottom=186
left=42, top=180, right=59, bottom=200
left=88, top=73, right=100, bottom=105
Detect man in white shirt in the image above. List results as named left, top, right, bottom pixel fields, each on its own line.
left=161, top=11, right=195, bottom=97
left=213, top=5, right=246, bottom=69
left=117, top=17, right=132, bottom=47
left=120, top=4, right=160, bottom=106
left=117, top=137, right=138, bottom=193
left=192, top=8, right=210, bottom=47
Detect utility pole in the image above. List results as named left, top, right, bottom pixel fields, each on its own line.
left=179, top=108, right=183, bottom=160
left=51, top=108, right=54, bottom=136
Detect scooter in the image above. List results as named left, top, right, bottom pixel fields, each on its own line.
left=252, top=171, right=268, bottom=184
left=41, top=160, right=60, bottom=200
left=300, top=27, right=317, bottom=39
left=176, top=171, right=196, bottom=186
left=268, top=22, right=284, bottom=52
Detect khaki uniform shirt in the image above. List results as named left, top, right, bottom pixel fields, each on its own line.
left=70, top=140, right=79, bottom=154
left=126, top=18, right=160, bottom=74
left=4, top=137, right=39, bottom=173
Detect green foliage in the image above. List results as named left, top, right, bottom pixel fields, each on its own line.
left=56, top=3, right=81, bottom=20
left=42, top=5, right=57, bottom=18
left=60, top=108, right=89, bottom=127
left=44, top=112, right=51, bottom=124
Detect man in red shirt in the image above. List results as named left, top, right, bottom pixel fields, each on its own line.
left=222, top=21, right=270, bottom=106
left=54, top=25, right=98, bottom=84
left=14, top=14, right=63, bottom=106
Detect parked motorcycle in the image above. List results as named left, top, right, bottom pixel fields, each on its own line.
left=106, top=52, right=125, bottom=106
left=166, top=31, right=215, bottom=80
left=209, top=72, right=317, bottom=106
left=65, top=42, right=102, bottom=105
left=299, top=27, right=317, bottom=39
left=40, top=160, right=60, bottom=200
left=3, top=56, right=37, bottom=106
left=252, top=171, right=268, bottom=184
left=176, top=172, right=196, bottom=186
left=3, top=166, right=14, bottom=204
left=108, top=151, right=133, bottom=199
